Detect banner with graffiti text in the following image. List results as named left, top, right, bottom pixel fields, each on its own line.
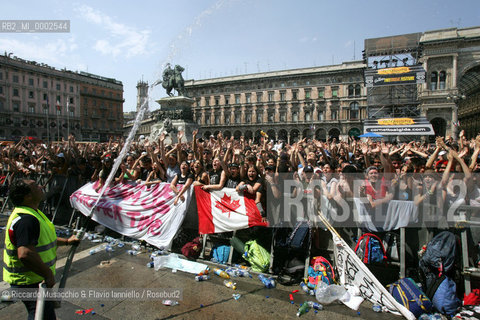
left=70, top=182, right=192, bottom=249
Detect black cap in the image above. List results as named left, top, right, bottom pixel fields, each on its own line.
left=265, top=165, right=275, bottom=171
left=229, top=163, right=239, bottom=168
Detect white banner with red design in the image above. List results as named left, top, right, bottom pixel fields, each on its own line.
left=195, top=186, right=267, bottom=234
left=70, top=182, right=192, bottom=249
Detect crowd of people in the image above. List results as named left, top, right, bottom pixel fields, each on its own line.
left=2, top=131, right=480, bottom=245
left=2, top=131, right=480, bottom=222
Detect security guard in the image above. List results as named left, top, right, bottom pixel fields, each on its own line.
left=3, top=179, right=79, bottom=320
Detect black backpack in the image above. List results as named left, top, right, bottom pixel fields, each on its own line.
left=272, top=221, right=311, bottom=285
left=419, top=231, right=458, bottom=299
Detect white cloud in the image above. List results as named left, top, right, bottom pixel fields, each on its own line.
left=299, top=36, right=318, bottom=43
left=75, top=4, right=151, bottom=59
left=344, top=40, right=353, bottom=48
left=0, top=38, right=77, bottom=66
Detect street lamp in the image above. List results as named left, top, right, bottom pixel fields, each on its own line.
left=446, top=92, right=466, bottom=140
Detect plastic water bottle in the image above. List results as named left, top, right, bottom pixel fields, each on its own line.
left=105, top=245, right=113, bottom=252
left=89, top=245, right=105, bottom=255
left=195, top=275, right=210, bottom=281
left=372, top=304, right=382, bottom=312
left=233, top=264, right=250, bottom=270
left=197, top=268, right=210, bottom=276
left=223, top=280, right=237, bottom=290
left=296, top=303, right=309, bottom=317
left=300, top=282, right=315, bottom=295
left=238, top=269, right=251, bottom=278
left=213, top=268, right=230, bottom=279
left=232, top=293, right=241, bottom=300
left=258, top=274, right=275, bottom=289
left=146, top=261, right=154, bottom=268
left=162, top=300, right=179, bottom=306
left=226, top=268, right=240, bottom=277
left=307, top=301, right=323, bottom=310
left=127, top=250, right=140, bottom=256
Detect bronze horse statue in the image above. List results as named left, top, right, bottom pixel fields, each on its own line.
left=154, top=64, right=186, bottom=96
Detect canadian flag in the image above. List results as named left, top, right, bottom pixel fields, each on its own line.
left=195, top=186, right=267, bottom=234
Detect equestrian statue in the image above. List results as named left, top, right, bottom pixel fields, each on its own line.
left=153, top=63, right=186, bottom=96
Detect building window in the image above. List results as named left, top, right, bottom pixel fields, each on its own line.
left=69, top=97, right=74, bottom=104
left=268, top=92, right=274, bottom=102
left=69, top=108, right=74, bottom=117
left=28, top=78, right=34, bottom=86
left=13, top=75, right=19, bottom=83
left=256, top=92, right=263, bottom=102
left=43, top=81, right=48, bottom=88
left=348, top=85, right=354, bottom=97
left=29, top=91, right=34, bottom=99
left=292, top=111, right=298, bottom=122
left=13, top=102, right=20, bottom=112
left=305, top=112, right=311, bottom=121
left=430, top=71, right=438, bottom=90
left=205, top=115, right=210, bottom=124
left=0, top=101, right=3, bottom=111
left=439, top=71, right=446, bottom=90
left=225, top=114, right=230, bottom=125
left=215, top=97, right=219, bottom=106
left=246, top=113, right=251, bottom=123
left=331, top=109, right=338, bottom=120
left=0, top=72, right=2, bottom=80
left=280, top=91, right=286, bottom=101
left=355, top=84, right=361, bottom=96
left=225, top=96, right=229, bottom=105
left=350, top=102, right=359, bottom=119
left=246, top=94, right=251, bottom=103
left=205, top=97, right=209, bottom=107
left=56, top=84, right=61, bottom=91
left=43, top=93, right=48, bottom=100
left=280, top=112, right=286, bottom=122
left=268, top=113, right=274, bottom=122
left=292, top=91, right=298, bottom=100
left=13, top=88, right=19, bottom=96
left=236, top=113, right=242, bottom=124
left=234, top=95, right=240, bottom=104
left=84, top=108, right=88, bottom=116
left=318, top=111, right=324, bottom=121
left=305, top=90, right=311, bottom=99
left=0, top=86, right=3, bottom=94
left=70, top=86, right=74, bottom=93
left=332, top=88, right=338, bottom=98
left=56, top=109, right=61, bottom=116
left=257, top=112, right=263, bottom=123
left=318, top=88, right=324, bottom=98
left=28, top=105, right=35, bottom=113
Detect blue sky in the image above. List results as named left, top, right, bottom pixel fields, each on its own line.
left=1, top=0, right=478, bottom=112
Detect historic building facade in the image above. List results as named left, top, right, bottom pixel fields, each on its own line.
left=184, top=61, right=367, bottom=143
left=419, top=26, right=480, bottom=139
left=0, top=53, right=124, bottom=141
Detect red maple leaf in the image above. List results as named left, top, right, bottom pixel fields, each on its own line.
left=215, top=193, right=241, bottom=218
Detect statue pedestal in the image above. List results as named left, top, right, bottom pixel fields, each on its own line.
left=149, top=96, right=198, bottom=144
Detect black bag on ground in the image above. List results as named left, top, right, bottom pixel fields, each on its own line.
left=272, top=221, right=311, bottom=285
left=418, top=231, right=458, bottom=299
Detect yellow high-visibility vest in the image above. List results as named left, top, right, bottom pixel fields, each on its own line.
left=3, top=206, right=57, bottom=285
